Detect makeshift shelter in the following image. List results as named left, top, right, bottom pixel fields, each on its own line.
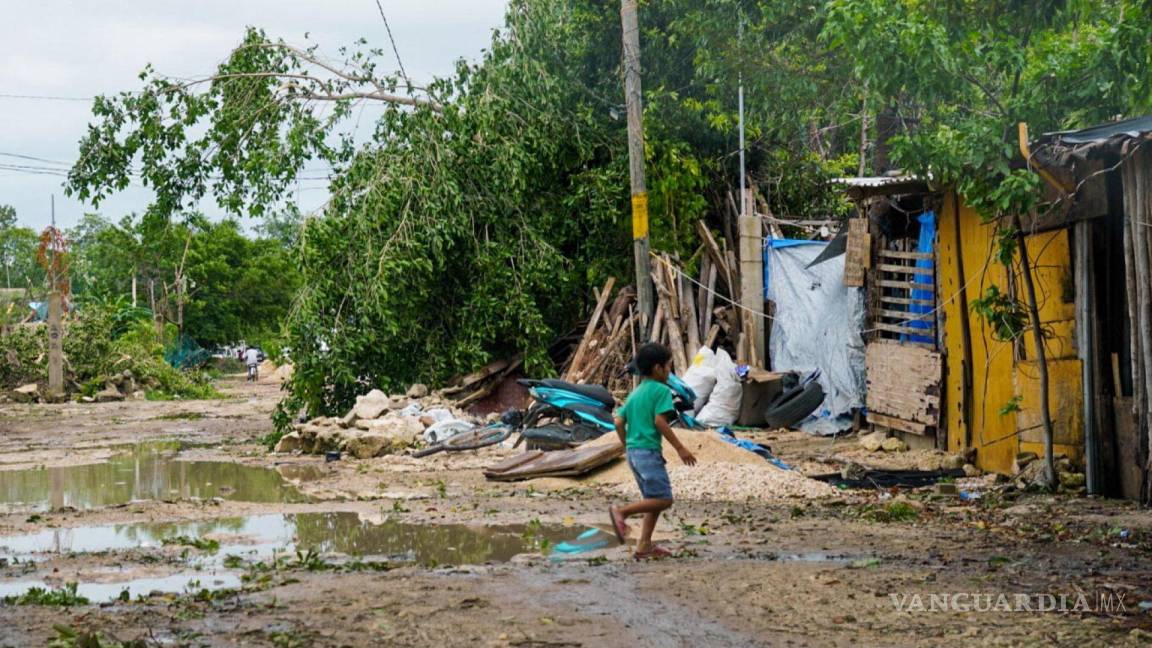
left=835, top=116, right=1152, bottom=501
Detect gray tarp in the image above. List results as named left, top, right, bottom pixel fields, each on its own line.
left=764, top=241, right=866, bottom=435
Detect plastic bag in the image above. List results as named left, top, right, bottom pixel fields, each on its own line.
left=695, top=349, right=741, bottom=426
left=681, top=347, right=718, bottom=414
left=423, top=419, right=475, bottom=444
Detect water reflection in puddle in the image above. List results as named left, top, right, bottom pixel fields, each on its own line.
left=0, top=513, right=586, bottom=601
left=0, top=443, right=311, bottom=512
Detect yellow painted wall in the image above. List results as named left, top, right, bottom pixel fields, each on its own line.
left=937, top=193, right=1082, bottom=474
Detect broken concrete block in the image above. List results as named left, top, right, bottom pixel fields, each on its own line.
left=274, top=432, right=306, bottom=453
left=351, top=389, right=390, bottom=421
left=841, top=462, right=866, bottom=480
left=940, top=454, right=966, bottom=470
left=881, top=437, right=908, bottom=452
left=859, top=431, right=886, bottom=452
left=406, top=383, right=429, bottom=399
left=344, top=432, right=391, bottom=459
left=95, top=385, right=126, bottom=402
left=962, top=463, right=982, bottom=477
left=11, top=383, right=39, bottom=402
left=339, top=409, right=358, bottom=428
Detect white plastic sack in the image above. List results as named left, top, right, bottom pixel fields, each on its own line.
left=765, top=242, right=865, bottom=435
left=423, top=419, right=474, bottom=444
left=696, top=349, right=741, bottom=426
left=399, top=403, right=424, bottom=417
left=682, top=346, right=718, bottom=414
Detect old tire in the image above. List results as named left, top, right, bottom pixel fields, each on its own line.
left=763, top=381, right=825, bottom=429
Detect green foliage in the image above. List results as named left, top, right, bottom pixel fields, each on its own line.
left=62, top=0, right=1152, bottom=426
left=49, top=625, right=148, bottom=648
left=999, top=395, right=1024, bottom=417
left=2, top=582, right=89, bottom=607
left=0, top=205, right=43, bottom=293
left=0, top=302, right=219, bottom=399
left=68, top=213, right=299, bottom=348
left=970, top=285, right=1027, bottom=342
left=854, top=501, right=920, bottom=523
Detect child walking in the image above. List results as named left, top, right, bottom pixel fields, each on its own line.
left=609, top=342, right=696, bottom=559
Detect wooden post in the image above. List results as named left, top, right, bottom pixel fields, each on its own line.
left=738, top=213, right=764, bottom=368
left=1075, top=219, right=1099, bottom=495
left=47, top=290, right=63, bottom=398
left=620, top=0, right=654, bottom=338
left=131, top=274, right=137, bottom=308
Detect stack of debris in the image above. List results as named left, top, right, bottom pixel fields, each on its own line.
left=275, top=385, right=481, bottom=459
left=559, top=221, right=745, bottom=390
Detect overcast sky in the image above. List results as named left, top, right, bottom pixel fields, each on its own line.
left=0, top=0, right=509, bottom=230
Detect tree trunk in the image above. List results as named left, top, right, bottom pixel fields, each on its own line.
left=1013, top=215, right=1056, bottom=489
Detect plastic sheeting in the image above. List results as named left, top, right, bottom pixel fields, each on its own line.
left=764, top=240, right=866, bottom=434
left=902, top=210, right=936, bottom=344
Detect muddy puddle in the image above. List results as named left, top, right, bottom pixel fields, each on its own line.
left=0, top=513, right=590, bottom=602
left=0, top=442, right=311, bottom=512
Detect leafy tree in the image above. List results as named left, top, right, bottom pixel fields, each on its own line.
left=0, top=205, right=44, bottom=291
left=63, top=0, right=1152, bottom=429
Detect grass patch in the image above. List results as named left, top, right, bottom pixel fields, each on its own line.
left=152, top=411, right=206, bottom=421
left=3, top=582, right=89, bottom=607
left=854, top=501, right=920, bottom=523
left=49, top=624, right=148, bottom=648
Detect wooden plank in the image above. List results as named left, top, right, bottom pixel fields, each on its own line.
left=696, top=256, right=711, bottom=334
left=694, top=221, right=732, bottom=294
left=877, top=279, right=935, bottom=292
left=877, top=250, right=933, bottom=261
left=872, top=322, right=935, bottom=337
left=843, top=219, right=870, bottom=287
left=877, top=308, right=936, bottom=324
left=701, top=263, right=717, bottom=336
left=879, top=295, right=935, bottom=307
left=443, top=357, right=512, bottom=394
left=876, top=263, right=934, bottom=275
left=565, top=277, right=616, bottom=380
left=867, top=412, right=930, bottom=435
left=704, top=324, right=720, bottom=347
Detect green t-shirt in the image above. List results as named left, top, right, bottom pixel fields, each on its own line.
left=616, top=378, right=675, bottom=450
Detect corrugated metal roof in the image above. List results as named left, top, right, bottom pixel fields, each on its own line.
left=830, top=175, right=920, bottom=188
left=1040, top=115, right=1152, bottom=145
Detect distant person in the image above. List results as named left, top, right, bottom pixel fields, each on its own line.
left=609, top=342, right=696, bottom=560
left=244, top=347, right=260, bottom=382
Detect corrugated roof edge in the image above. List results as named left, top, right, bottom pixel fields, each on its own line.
left=1038, top=115, right=1152, bottom=146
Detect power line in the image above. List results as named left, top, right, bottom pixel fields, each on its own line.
left=373, top=0, right=410, bottom=86
left=0, top=92, right=93, bottom=102
left=0, top=151, right=70, bottom=166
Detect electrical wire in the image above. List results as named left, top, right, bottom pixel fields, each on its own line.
left=374, top=0, right=410, bottom=86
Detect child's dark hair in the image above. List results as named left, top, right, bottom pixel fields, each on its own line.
left=634, top=342, right=672, bottom=376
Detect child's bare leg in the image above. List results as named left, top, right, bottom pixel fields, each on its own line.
left=617, top=498, right=671, bottom=551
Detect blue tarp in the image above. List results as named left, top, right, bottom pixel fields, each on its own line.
left=901, top=211, right=936, bottom=345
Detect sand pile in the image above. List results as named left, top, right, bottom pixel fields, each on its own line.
left=582, top=430, right=836, bottom=500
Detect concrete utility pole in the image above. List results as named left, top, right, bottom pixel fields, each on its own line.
left=47, top=196, right=63, bottom=399
left=620, top=0, right=654, bottom=338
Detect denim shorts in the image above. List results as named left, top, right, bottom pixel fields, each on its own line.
left=627, top=448, right=673, bottom=500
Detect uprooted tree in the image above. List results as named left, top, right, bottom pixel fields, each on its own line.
left=65, top=0, right=1151, bottom=452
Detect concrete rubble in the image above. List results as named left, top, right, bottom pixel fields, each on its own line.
left=275, top=385, right=476, bottom=459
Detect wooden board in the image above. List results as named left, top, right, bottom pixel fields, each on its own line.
left=875, top=263, right=934, bottom=276
left=483, top=441, right=624, bottom=481
left=865, top=340, right=943, bottom=426
left=871, top=322, right=936, bottom=337
left=867, top=412, right=930, bottom=436
left=876, top=279, right=935, bottom=292
left=843, top=218, right=870, bottom=287
left=877, top=250, right=933, bottom=261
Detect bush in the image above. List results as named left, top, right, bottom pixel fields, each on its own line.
left=0, top=303, right=220, bottom=400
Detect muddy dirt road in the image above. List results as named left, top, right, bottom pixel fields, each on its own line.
left=1, top=377, right=1150, bottom=647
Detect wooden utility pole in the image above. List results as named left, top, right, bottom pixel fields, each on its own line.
left=620, top=0, right=654, bottom=338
